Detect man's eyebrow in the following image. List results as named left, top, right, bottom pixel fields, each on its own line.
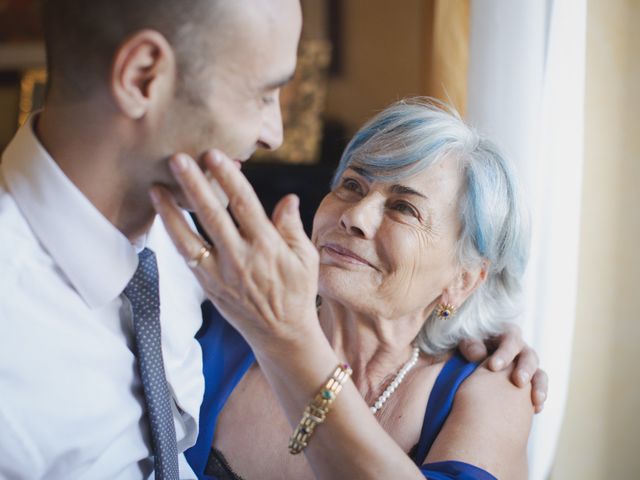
left=262, top=72, right=295, bottom=91
left=390, top=184, right=428, bottom=200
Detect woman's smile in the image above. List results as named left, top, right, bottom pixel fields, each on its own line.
left=320, top=243, right=376, bottom=269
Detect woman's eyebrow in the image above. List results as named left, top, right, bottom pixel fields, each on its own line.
left=389, top=184, right=428, bottom=200
left=345, top=168, right=429, bottom=200
left=349, top=166, right=369, bottom=177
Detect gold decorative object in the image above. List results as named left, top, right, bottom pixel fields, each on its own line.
left=288, top=362, right=352, bottom=454
left=435, top=303, right=456, bottom=319
left=18, top=67, right=46, bottom=126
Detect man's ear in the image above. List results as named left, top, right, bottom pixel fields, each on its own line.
left=442, top=261, right=489, bottom=309
left=110, top=30, right=175, bottom=119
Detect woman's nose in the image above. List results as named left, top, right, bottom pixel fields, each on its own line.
left=339, top=198, right=381, bottom=239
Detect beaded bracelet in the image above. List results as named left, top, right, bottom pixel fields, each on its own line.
left=288, top=362, right=353, bottom=454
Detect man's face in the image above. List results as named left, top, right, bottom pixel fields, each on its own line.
left=154, top=0, right=302, bottom=206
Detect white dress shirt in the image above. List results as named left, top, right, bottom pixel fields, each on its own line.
left=0, top=117, right=206, bottom=479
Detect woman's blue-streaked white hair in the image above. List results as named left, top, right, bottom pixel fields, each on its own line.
left=331, top=97, right=529, bottom=355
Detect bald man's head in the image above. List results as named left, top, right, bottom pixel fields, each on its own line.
left=43, top=0, right=232, bottom=101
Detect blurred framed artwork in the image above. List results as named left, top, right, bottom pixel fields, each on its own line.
left=0, top=0, right=45, bottom=148
left=18, top=67, right=45, bottom=125
left=252, top=39, right=332, bottom=165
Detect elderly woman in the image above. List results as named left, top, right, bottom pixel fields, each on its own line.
left=154, top=99, right=536, bottom=479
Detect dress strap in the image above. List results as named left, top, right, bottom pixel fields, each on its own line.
left=411, top=352, right=479, bottom=465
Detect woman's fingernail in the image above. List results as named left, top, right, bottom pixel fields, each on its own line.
left=288, top=195, right=299, bottom=213
left=492, top=358, right=505, bottom=370
left=210, top=150, right=223, bottom=166
left=170, top=154, right=189, bottom=173
left=519, top=371, right=530, bottom=384
left=149, top=188, right=160, bottom=204
left=536, top=390, right=547, bottom=402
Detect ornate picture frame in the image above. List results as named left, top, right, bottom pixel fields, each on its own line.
left=18, top=67, right=45, bottom=126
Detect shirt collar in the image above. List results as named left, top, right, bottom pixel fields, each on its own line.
left=1, top=115, right=140, bottom=308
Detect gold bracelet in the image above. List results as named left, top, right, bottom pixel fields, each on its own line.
left=288, top=362, right=353, bottom=454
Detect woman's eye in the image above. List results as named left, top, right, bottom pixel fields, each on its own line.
left=340, top=178, right=362, bottom=192
left=391, top=201, right=419, bottom=218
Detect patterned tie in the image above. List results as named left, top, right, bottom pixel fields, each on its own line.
left=124, top=248, right=180, bottom=480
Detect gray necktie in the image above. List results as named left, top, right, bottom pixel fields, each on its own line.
left=124, top=248, right=179, bottom=480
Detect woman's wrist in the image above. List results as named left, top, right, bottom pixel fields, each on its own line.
left=252, top=320, right=342, bottom=418
left=248, top=305, right=327, bottom=359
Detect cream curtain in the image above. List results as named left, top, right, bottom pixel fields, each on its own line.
left=466, top=1, right=587, bottom=478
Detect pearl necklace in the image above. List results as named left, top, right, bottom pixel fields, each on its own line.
left=370, top=346, right=420, bottom=414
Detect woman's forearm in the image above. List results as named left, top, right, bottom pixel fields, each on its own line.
left=252, top=324, right=424, bottom=480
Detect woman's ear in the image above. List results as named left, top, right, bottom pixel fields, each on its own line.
left=442, top=261, right=489, bottom=309
left=110, top=30, right=175, bottom=119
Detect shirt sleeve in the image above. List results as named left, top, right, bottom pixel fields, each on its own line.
left=420, top=460, right=497, bottom=480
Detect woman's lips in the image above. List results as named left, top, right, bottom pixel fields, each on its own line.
left=322, top=243, right=374, bottom=268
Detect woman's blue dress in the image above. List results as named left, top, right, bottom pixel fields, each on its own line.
left=185, top=303, right=496, bottom=479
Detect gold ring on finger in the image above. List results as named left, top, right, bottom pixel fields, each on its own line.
left=187, top=244, right=212, bottom=268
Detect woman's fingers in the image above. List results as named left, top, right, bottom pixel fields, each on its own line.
left=486, top=324, right=525, bottom=372
left=272, top=194, right=319, bottom=266
left=167, top=152, right=241, bottom=256
left=531, top=368, right=549, bottom=413
left=458, top=338, right=489, bottom=363
left=203, top=151, right=275, bottom=242
left=150, top=185, right=215, bottom=267
left=510, top=345, right=540, bottom=387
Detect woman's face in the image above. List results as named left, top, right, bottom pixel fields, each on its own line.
left=312, top=156, right=465, bottom=320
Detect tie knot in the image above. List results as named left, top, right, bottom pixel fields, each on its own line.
left=139, top=247, right=156, bottom=265
left=124, top=248, right=159, bottom=305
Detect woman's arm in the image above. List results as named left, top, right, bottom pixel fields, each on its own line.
left=425, top=364, right=533, bottom=479
left=255, top=326, right=427, bottom=479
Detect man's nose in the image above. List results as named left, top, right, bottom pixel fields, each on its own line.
left=258, top=100, right=284, bottom=151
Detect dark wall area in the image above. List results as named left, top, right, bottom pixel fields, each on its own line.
left=244, top=162, right=336, bottom=236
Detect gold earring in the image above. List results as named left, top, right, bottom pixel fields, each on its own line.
left=435, top=303, right=456, bottom=319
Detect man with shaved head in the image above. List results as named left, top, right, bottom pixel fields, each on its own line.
left=0, top=0, right=301, bottom=478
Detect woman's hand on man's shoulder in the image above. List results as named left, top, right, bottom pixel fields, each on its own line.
left=458, top=323, right=548, bottom=413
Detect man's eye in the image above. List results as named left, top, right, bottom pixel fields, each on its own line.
left=262, top=90, right=279, bottom=106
